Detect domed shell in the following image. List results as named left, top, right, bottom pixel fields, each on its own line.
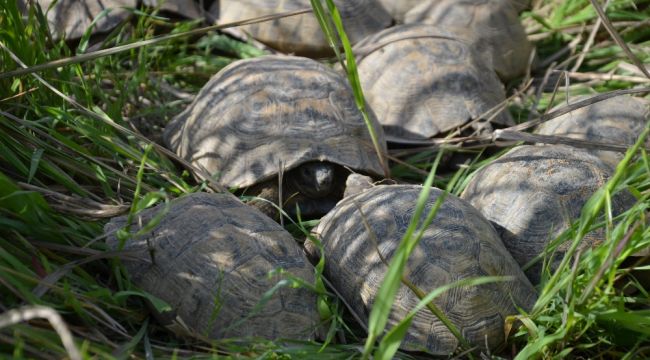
left=535, top=96, right=649, bottom=168
left=404, top=0, right=532, bottom=81
left=212, top=0, right=392, bottom=56
left=163, top=55, right=387, bottom=189
left=310, top=185, right=536, bottom=354
left=461, top=145, right=635, bottom=284
left=105, top=192, right=319, bottom=340
left=353, top=24, right=513, bottom=140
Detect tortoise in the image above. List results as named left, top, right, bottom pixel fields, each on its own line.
left=211, top=0, right=392, bottom=56
left=535, top=95, right=650, bottom=169
left=25, top=0, right=203, bottom=41
left=352, top=24, right=514, bottom=142
left=461, top=145, right=636, bottom=284
left=163, top=55, right=387, bottom=220
left=28, top=0, right=135, bottom=40
left=403, top=0, right=533, bottom=81
left=104, top=192, right=320, bottom=340
left=307, top=185, right=537, bottom=354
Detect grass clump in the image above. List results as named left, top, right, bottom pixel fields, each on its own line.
left=0, top=0, right=649, bottom=358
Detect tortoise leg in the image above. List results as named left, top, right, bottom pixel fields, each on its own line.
left=343, top=173, right=374, bottom=198
left=246, top=184, right=282, bottom=221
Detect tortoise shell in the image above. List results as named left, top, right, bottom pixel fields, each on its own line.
left=163, top=55, right=386, bottom=189
left=309, top=185, right=536, bottom=354
left=105, top=192, right=319, bottom=340
left=461, top=145, right=635, bottom=284
left=212, top=0, right=392, bottom=56
left=29, top=0, right=203, bottom=40
left=535, top=95, right=649, bottom=168
left=353, top=24, right=513, bottom=140
left=33, top=0, right=135, bottom=40
left=404, top=0, right=533, bottom=81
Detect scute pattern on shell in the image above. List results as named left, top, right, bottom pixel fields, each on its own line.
left=461, top=145, right=635, bottom=284
left=163, top=55, right=386, bottom=188
left=403, top=0, right=532, bottom=81
left=353, top=24, right=513, bottom=140
left=213, top=0, right=392, bottom=56
left=104, top=192, right=319, bottom=340
left=33, top=0, right=135, bottom=40
left=535, top=96, right=650, bottom=168
left=311, top=185, right=536, bottom=354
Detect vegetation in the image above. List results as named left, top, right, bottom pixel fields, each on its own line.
left=0, top=0, right=649, bottom=358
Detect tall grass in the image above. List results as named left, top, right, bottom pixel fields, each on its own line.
left=0, top=0, right=649, bottom=358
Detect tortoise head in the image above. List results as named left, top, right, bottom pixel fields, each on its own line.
left=290, top=162, right=337, bottom=198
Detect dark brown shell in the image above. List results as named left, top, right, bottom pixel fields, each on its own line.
left=403, top=0, right=532, bottom=81
left=461, top=145, right=635, bottom=284
left=105, top=193, right=319, bottom=340
left=163, top=55, right=386, bottom=189
left=535, top=96, right=649, bottom=168
left=310, top=185, right=536, bottom=354
left=353, top=24, right=513, bottom=140
left=213, top=0, right=392, bottom=56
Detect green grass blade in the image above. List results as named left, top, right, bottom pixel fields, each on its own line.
left=309, top=0, right=389, bottom=177
left=361, top=153, right=443, bottom=358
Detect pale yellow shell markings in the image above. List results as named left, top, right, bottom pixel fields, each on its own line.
left=164, top=55, right=386, bottom=189
left=353, top=24, right=513, bottom=140
left=105, top=193, right=319, bottom=340
left=461, top=145, right=636, bottom=284
left=535, top=95, right=650, bottom=168
left=403, top=0, right=532, bottom=81
left=213, top=0, right=392, bottom=56
left=310, top=185, right=536, bottom=354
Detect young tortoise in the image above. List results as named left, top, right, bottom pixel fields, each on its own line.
left=163, top=55, right=387, bottom=220
left=211, top=0, right=392, bottom=56
left=24, top=0, right=202, bottom=41
left=308, top=185, right=536, bottom=355
left=535, top=95, right=649, bottom=168
left=352, top=24, right=514, bottom=142
left=461, top=145, right=636, bottom=284
left=105, top=192, right=319, bottom=340
left=403, top=0, right=533, bottom=81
